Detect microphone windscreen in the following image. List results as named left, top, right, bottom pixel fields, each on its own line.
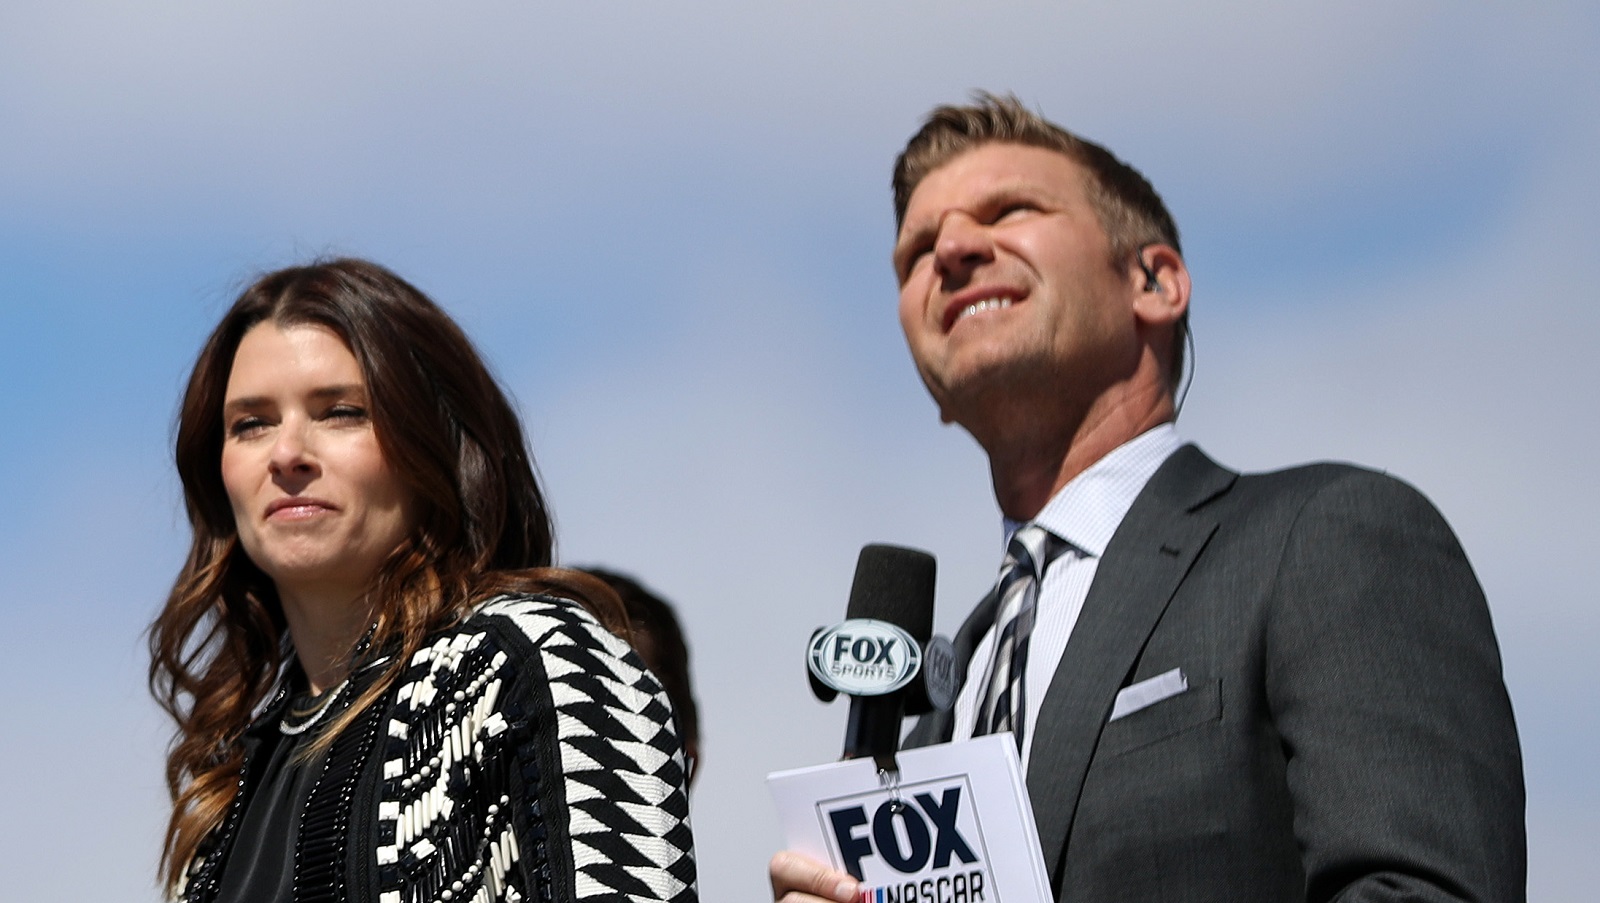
left=844, top=544, right=937, bottom=643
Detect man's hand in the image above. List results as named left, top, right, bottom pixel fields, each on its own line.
left=769, top=851, right=860, bottom=903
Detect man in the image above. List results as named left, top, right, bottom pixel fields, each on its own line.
left=771, top=94, right=1524, bottom=902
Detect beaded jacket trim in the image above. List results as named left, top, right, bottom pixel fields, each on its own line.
left=176, top=594, right=697, bottom=903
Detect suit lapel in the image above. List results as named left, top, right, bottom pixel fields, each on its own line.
left=1025, top=445, right=1234, bottom=888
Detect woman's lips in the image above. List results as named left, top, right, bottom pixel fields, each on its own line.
left=265, top=497, right=336, bottom=520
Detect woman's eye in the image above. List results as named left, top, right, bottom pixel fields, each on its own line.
left=325, top=405, right=369, bottom=423
left=227, top=416, right=268, bottom=438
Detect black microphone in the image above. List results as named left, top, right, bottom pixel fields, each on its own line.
left=808, top=544, right=956, bottom=773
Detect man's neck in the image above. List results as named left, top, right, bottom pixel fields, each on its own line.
left=983, top=393, right=1175, bottom=520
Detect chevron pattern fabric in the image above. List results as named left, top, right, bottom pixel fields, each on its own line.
left=374, top=594, right=698, bottom=903
left=175, top=592, right=697, bottom=903
left=486, top=596, right=697, bottom=902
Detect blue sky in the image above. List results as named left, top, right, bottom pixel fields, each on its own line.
left=2, top=3, right=1595, bottom=900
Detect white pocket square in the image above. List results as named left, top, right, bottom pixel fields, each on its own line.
left=1109, top=668, right=1188, bottom=721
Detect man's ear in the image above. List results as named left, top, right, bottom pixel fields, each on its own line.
left=1131, top=243, right=1190, bottom=327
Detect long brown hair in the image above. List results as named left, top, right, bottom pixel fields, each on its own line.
left=148, top=258, right=621, bottom=889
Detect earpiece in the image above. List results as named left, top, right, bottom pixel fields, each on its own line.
left=1138, top=257, right=1160, bottom=292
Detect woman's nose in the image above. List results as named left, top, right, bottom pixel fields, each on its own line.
left=268, top=420, right=316, bottom=475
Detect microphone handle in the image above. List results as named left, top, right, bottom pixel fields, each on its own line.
left=842, top=693, right=905, bottom=772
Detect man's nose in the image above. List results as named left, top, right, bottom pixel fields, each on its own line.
left=933, top=213, right=994, bottom=280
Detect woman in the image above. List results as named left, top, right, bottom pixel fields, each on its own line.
left=149, top=258, right=697, bottom=903
left=581, top=568, right=701, bottom=789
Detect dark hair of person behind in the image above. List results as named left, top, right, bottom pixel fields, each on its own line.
left=892, top=91, right=1188, bottom=391
left=582, top=568, right=700, bottom=779
left=148, top=258, right=623, bottom=889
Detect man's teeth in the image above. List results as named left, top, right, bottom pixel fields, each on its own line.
left=958, top=297, right=1013, bottom=321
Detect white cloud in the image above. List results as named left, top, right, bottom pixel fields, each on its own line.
left=0, top=452, right=184, bottom=902
left=4, top=1, right=1591, bottom=225
left=1180, top=107, right=1600, bottom=903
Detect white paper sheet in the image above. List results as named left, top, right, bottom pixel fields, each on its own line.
left=768, top=735, right=1052, bottom=903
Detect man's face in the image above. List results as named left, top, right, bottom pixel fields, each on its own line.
left=893, top=143, right=1140, bottom=427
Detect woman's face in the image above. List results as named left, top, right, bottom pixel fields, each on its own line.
left=220, top=321, right=415, bottom=605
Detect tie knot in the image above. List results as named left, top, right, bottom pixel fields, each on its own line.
left=1004, top=523, right=1058, bottom=583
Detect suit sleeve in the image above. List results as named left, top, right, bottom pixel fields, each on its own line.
left=1264, top=471, right=1524, bottom=902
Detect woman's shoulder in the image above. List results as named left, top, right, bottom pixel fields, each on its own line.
left=460, top=591, right=631, bottom=656
left=372, top=595, right=694, bottom=903
left=398, top=591, right=666, bottom=733
left=404, top=592, right=648, bottom=698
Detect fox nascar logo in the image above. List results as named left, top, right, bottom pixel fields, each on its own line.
left=822, top=777, right=991, bottom=903
left=808, top=619, right=922, bottom=696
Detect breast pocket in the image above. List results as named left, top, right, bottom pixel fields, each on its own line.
left=1096, top=677, right=1222, bottom=758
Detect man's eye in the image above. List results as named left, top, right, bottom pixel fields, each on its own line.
left=899, top=245, right=933, bottom=279
left=996, top=203, right=1038, bottom=222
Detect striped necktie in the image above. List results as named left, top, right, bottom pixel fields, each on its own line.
left=972, top=523, right=1061, bottom=753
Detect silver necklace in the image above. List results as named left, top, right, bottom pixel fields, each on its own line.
left=279, top=678, right=349, bottom=736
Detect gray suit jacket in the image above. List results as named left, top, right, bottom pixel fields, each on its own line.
left=906, top=445, right=1524, bottom=902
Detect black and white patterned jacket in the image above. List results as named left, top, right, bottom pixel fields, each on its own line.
left=177, top=593, right=698, bottom=903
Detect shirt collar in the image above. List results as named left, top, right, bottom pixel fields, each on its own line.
left=1002, top=424, right=1184, bottom=558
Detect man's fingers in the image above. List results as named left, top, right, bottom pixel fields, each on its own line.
left=769, top=851, right=860, bottom=903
